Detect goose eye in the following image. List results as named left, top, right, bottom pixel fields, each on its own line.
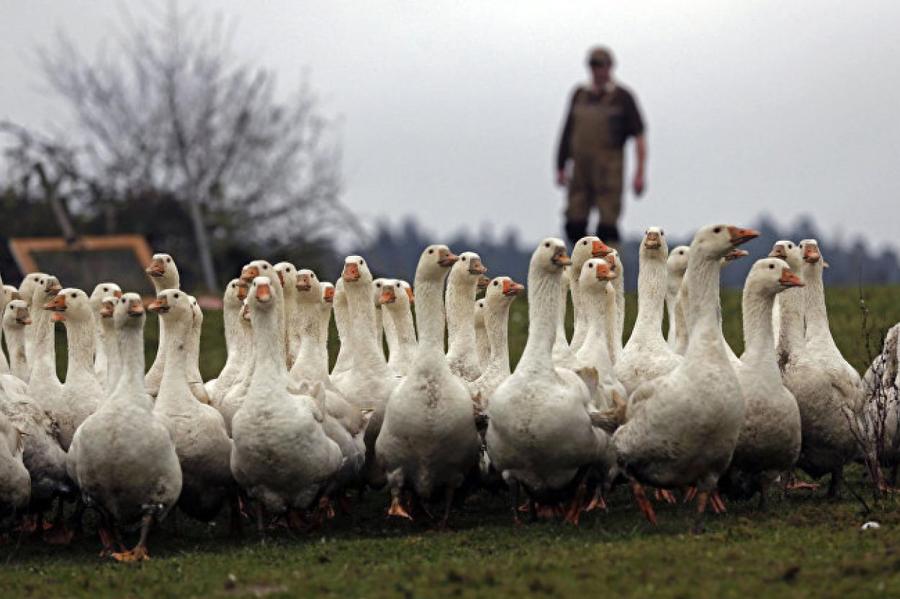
left=311, top=274, right=316, bottom=279
left=769, top=264, right=774, bottom=269
left=713, top=227, right=722, bottom=234
left=493, top=281, right=498, bottom=286
left=262, top=265, right=268, bottom=270
left=71, top=293, right=77, bottom=298
left=660, top=230, right=665, bottom=236
left=544, top=242, right=550, bottom=248
left=428, top=249, right=434, bottom=254
left=103, top=287, right=108, bottom=292
left=174, top=293, right=180, bottom=299
left=166, top=258, right=171, bottom=263
left=582, top=240, right=587, bottom=245
left=788, top=243, right=794, bottom=249
left=360, top=260, right=365, bottom=266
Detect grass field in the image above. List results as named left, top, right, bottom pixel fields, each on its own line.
left=8, top=285, right=900, bottom=598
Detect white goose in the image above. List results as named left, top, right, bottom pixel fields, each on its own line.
left=25, top=276, right=63, bottom=418
left=551, top=266, right=575, bottom=367
left=3, top=300, right=31, bottom=382
left=88, top=283, right=122, bottom=390
left=145, top=253, right=179, bottom=397
left=469, top=276, right=525, bottom=411
left=18, top=272, right=48, bottom=376
left=445, top=252, right=489, bottom=382
left=722, top=258, right=803, bottom=508
left=769, top=240, right=802, bottom=346
left=68, top=293, right=181, bottom=561
left=274, top=262, right=300, bottom=369
left=149, top=289, right=234, bottom=522
left=376, top=245, right=481, bottom=524
left=43, top=288, right=102, bottom=450
left=381, top=280, right=417, bottom=378
left=486, top=238, right=613, bottom=523
left=605, top=250, right=626, bottom=365
left=217, top=300, right=255, bottom=433
left=616, top=228, right=681, bottom=397
left=186, top=296, right=211, bottom=405
left=782, top=239, right=861, bottom=496
left=569, top=237, right=611, bottom=355
left=665, top=246, right=690, bottom=351
left=330, top=278, right=353, bottom=385
left=613, top=224, right=757, bottom=528
left=572, top=258, right=625, bottom=410
left=0, top=410, right=30, bottom=524
left=230, top=276, right=342, bottom=520
left=206, top=279, right=250, bottom=408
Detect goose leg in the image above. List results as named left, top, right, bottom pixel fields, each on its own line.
left=439, top=486, right=455, bottom=530
left=655, top=488, right=677, bottom=504
left=585, top=487, right=607, bottom=512
left=229, top=492, right=243, bottom=538
left=631, top=481, right=657, bottom=526
left=710, top=491, right=727, bottom=514
left=564, top=480, right=587, bottom=525
left=44, top=499, right=74, bottom=545
left=111, top=513, right=153, bottom=562
left=784, top=470, right=819, bottom=491
left=692, top=492, right=709, bottom=534
left=509, top=479, right=522, bottom=526
left=387, top=487, right=412, bottom=520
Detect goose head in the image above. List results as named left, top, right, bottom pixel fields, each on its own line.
left=378, top=280, right=400, bottom=306
left=373, top=278, right=389, bottom=306
left=531, top=238, right=571, bottom=273
left=113, top=292, right=146, bottom=329
left=146, top=253, right=179, bottom=287
left=746, top=258, right=804, bottom=297
left=449, top=252, right=488, bottom=286
left=416, top=245, right=458, bottom=280
left=799, top=239, right=829, bottom=269
left=3, top=284, right=20, bottom=305
left=224, top=278, right=249, bottom=309
left=398, top=280, right=414, bottom=305
left=667, top=246, right=690, bottom=277
left=579, top=258, right=616, bottom=292
left=147, top=288, right=192, bottom=322
left=32, top=275, right=62, bottom=307
left=341, top=256, right=373, bottom=286
left=43, top=288, right=90, bottom=323
left=99, top=297, right=117, bottom=321
left=274, top=262, right=297, bottom=289
left=574, top=235, right=612, bottom=262
left=320, top=282, right=335, bottom=306
left=247, top=276, right=276, bottom=314
left=90, top=283, right=123, bottom=315
left=768, top=240, right=804, bottom=272
left=296, top=269, right=323, bottom=303
left=477, top=275, right=490, bottom=292
left=485, top=276, right=525, bottom=305
left=19, top=273, right=48, bottom=307
left=641, top=226, right=668, bottom=257
left=240, top=299, right=251, bottom=322
left=723, top=248, right=750, bottom=264
left=691, top=224, right=759, bottom=260
left=241, top=260, right=277, bottom=285
left=4, top=299, right=31, bottom=327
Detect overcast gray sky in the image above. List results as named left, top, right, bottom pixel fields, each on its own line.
left=2, top=1, right=898, bottom=249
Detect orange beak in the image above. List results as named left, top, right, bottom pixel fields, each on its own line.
left=127, top=300, right=145, bottom=317
left=644, top=232, right=661, bottom=249
left=296, top=274, right=313, bottom=292
left=147, top=296, right=169, bottom=313
left=727, top=226, right=760, bottom=246
left=236, top=282, right=249, bottom=301
left=379, top=288, right=397, bottom=305
left=551, top=248, right=572, bottom=267
left=276, top=270, right=285, bottom=286
left=240, top=265, right=260, bottom=284
left=780, top=267, right=804, bottom=287
left=803, top=245, right=821, bottom=264
left=603, top=254, right=617, bottom=269
left=343, top=263, right=361, bottom=282
left=725, top=249, right=749, bottom=262
left=468, top=259, right=488, bottom=276
left=43, top=294, right=66, bottom=312
left=240, top=303, right=251, bottom=320
left=592, top=239, right=612, bottom=257
left=502, top=279, right=525, bottom=296
left=256, top=283, right=272, bottom=302
left=438, top=250, right=459, bottom=267
left=768, top=244, right=787, bottom=259
left=323, top=287, right=335, bottom=303
left=405, top=286, right=415, bottom=304
left=146, top=259, right=165, bottom=277
left=46, top=282, right=61, bottom=296
left=99, top=301, right=115, bottom=318
left=595, top=261, right=614, bottom=280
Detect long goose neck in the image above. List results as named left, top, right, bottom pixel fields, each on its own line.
left=223, top=303, right=242, bottom=360
left=632, top=253, right=667, bottom=341
left=519, top=266, right=561, bottom=368
left=346, top=281, right=387, bottom=367
left=485, top=302, right=511, bottom=372
left=4, top=325, right=26, bottom=373
left=613, top=262, right=625, bottom=345
left=32, top=308, right=57, bottom=375
left=102, top=322, right=121, bottom=390
left=414, top=276, right=446, bottom=354
left=741, top=285, right=776, bottom=367
left=387, top=305, right=417, bottom=352
left=317, top=307, right=332, bottom=373
left=112, top=325, right=146, bottom=401
left=446, top=276, right=476, bottom=352
left=187, top=316, right=204, bottom=382
left=666, top=274, right=683, bottom=338
left=684, top=255, right=726, bottom=359
left=157, top=314, right=191, bottom=402
left=291, top=301, right=329, bottom=382
left=803, top=264, right=833, bottom=344
left=776, top=286, right=805, bottom=357
left=251, top=305, right=288, bottom=390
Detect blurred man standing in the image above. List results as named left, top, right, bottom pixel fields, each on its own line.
left=556, top=46, right=646, bottom=247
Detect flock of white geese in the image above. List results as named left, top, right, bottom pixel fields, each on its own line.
left=0, top=223, right=891, bottom=561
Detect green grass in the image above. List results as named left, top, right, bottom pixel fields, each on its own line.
left=11, top=285, right=900, bottom=598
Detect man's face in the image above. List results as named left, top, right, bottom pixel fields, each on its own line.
left=589, top=59, right=611, bottom=85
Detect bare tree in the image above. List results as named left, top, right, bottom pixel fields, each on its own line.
left=2, top=2, right=344, bottom=290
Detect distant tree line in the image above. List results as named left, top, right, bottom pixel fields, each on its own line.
left=351, top=214, right=900, bottom=290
